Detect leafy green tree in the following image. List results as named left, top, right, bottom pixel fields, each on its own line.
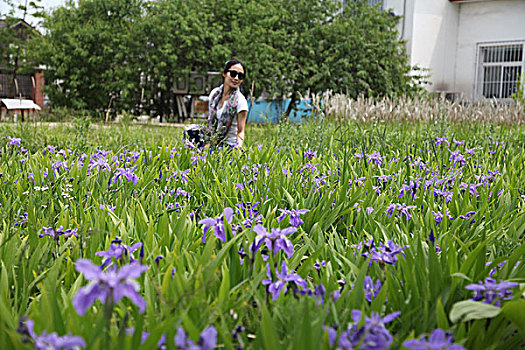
left=35, top=0, right=144, bottom=111
left=36, top=0, right=424, bottom=119
left=135, top=0, right=211, bottom=120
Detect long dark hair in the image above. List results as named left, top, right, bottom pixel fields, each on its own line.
left=223, top=59, right=247, bottom=77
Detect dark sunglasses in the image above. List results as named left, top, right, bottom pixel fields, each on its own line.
left=227, top=70, right=245, bottom=80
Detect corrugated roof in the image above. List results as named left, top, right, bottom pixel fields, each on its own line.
left=1, top=98, right=41, bottom=110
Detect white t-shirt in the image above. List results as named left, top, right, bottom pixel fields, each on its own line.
left=209, top=88, right=249, bottom=146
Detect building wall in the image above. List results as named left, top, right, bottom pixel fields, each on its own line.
left=32, top=70, right=45, bottom=108
left=383, top=0, right=460, bottom=91
left=455, top=0, right=525, bottom=99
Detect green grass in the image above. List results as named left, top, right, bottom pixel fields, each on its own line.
left=0, top=118, right=524, bottom=349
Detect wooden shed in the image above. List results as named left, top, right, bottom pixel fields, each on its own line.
left=1, top=98, right=41, bottom=121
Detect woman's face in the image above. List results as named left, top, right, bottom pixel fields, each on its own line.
left=223, top=63, right=245, bottom=89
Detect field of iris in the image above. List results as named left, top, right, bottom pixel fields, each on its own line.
left=0, top=117, right=524, bottom=349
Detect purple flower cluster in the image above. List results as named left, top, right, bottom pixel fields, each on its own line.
left=175, top=326, right=217, bottom=350
left=7, top=136, right=22, bottom=147
left=277, top=208, right=309, bottom=227
left=304, top=148, right=317, bottom=160
left=364, top=276, right=382, bottom=302
left=14, top=212, right=28, bottom=226
left=366, top=151, right=383, bottom=168
left=328, top=310, right=400, bottom=350
left=403, top=328, right=466, bottom=350
left=251, top=224, right=296, bottom=259
left=262, top=261, right=308, bottom=300
left=355, top=239, right=407, bottom=265
left=73, top=259, right=147, bottom=315
left=18, top=317, right=86, bottom=350
left=235, top=202, right=263, bottom=229
left=113, top=166, right=139, bottom=185
left=95, top=238, right=143, bottom=267
left=199, top=207, right=234, bottom=243
left=39, top=226, right=78, bottom=241
left=465, top=277, right=518, bottom=307
left=386, top=203, right=417, bottom=220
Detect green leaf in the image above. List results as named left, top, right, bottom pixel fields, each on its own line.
left=501, top=300, right=525, bottom=339
left=450, top=300, right=501, bottom=323
left=436, top=297, right=450, bottom=330
left=260, top=304, right=281, bottom=350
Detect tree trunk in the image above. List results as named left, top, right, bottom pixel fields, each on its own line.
left=283, top=92, right=297, bottom=122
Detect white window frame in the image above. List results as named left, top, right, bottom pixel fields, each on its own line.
left=474, top=40, right=525, bottom=102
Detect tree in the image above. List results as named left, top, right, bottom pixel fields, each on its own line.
left=135, top=0, right=211, bottom=120
left=36, top=0, right=144, bottom=111
left=36, top=0, right=424, bottom=119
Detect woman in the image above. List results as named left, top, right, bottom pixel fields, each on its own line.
left=207, top=59, right=249, bottom=148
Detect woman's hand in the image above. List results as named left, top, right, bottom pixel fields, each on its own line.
left=236, top=110, right=248, bottom=148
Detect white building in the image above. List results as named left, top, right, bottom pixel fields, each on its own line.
left=382, top=0, right=525, bottom=101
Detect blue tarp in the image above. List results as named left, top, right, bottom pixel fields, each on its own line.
left=246, top=99, right=314, bottom=123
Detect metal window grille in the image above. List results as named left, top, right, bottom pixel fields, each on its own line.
left=0, top=73, right=33, bottom=98
left=476, top=42, right=524, bottom=100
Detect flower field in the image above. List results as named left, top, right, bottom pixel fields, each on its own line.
left=1, top=118, right=524, bottom=349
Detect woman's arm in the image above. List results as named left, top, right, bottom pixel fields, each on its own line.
left=236, top=110, right=248, bottom=148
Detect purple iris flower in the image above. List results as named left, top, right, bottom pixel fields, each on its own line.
left=251, top=224, right=296, bottom=259
left=434, top=189, right=453, bottom=203
left=300, top=163, right=319, bottom=174
left=357, top=238, right=407, bottom=266
left=459, top=211, right=476, bottom=219
left=190, top=151, right=207, bottom=165
left=338, top=310, right=400, bottom=350
left=126, top=328, right=166, bottom=346
left=7, top=136, right=21, bottom=147
left=73, top=259, right=148, bottom=315
left=169, top=169, right=190, bottom=183
left=366, top=151, right=383, bottom=167
left=236, top=202, right=263, bottom=228
left=486, top=260, right=517, bottom=277
left=364, top=276, right=382, bottom=302
left=304, top=148, right=317, bottom=160
left=89, top=154, right=111, bottom=172
left=314, top=260, right=326, bottom=272
left=14, top=212, right=28, bottom=226
left=19, top=318, right=86, bottom=350
left=114, top=166, right=139, bottom=185
left=262, top=261, right=308, bottom=300
left=351, top=176, right=366, bottom=188
left=298, top=284, right=327, bottom=306
left=453, top=139, right=465, bottom=147
left=403, top=328, right=466, bottom=350
left=95, top=241, right=143, bottom=267
left=166, top=202, right=183, bottom=210
left=376, top=174, right=392, bottom=184
left=198, top=207, right=234, bottom=243
left=432, top=211, right=444, bottom=224
left=435, top=137, right=449, bottom=146
left=465, top=277, right=518, bottom=307
left=39, top=226, right=78, bottom=241
left=386, top=203, right=417, bottom=220
left=99, top=204, right=116, bottom=214
left=46, top=145, right=58, bottom=154
left=449, top=150, right=466, bottom=167
left=427, top=229, right=441, bottom=253
left=398, top=179, right=421, bottom=199
left=175, top=326, right=217, bottom=350
left=277, top=208, right=309, bottom=227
